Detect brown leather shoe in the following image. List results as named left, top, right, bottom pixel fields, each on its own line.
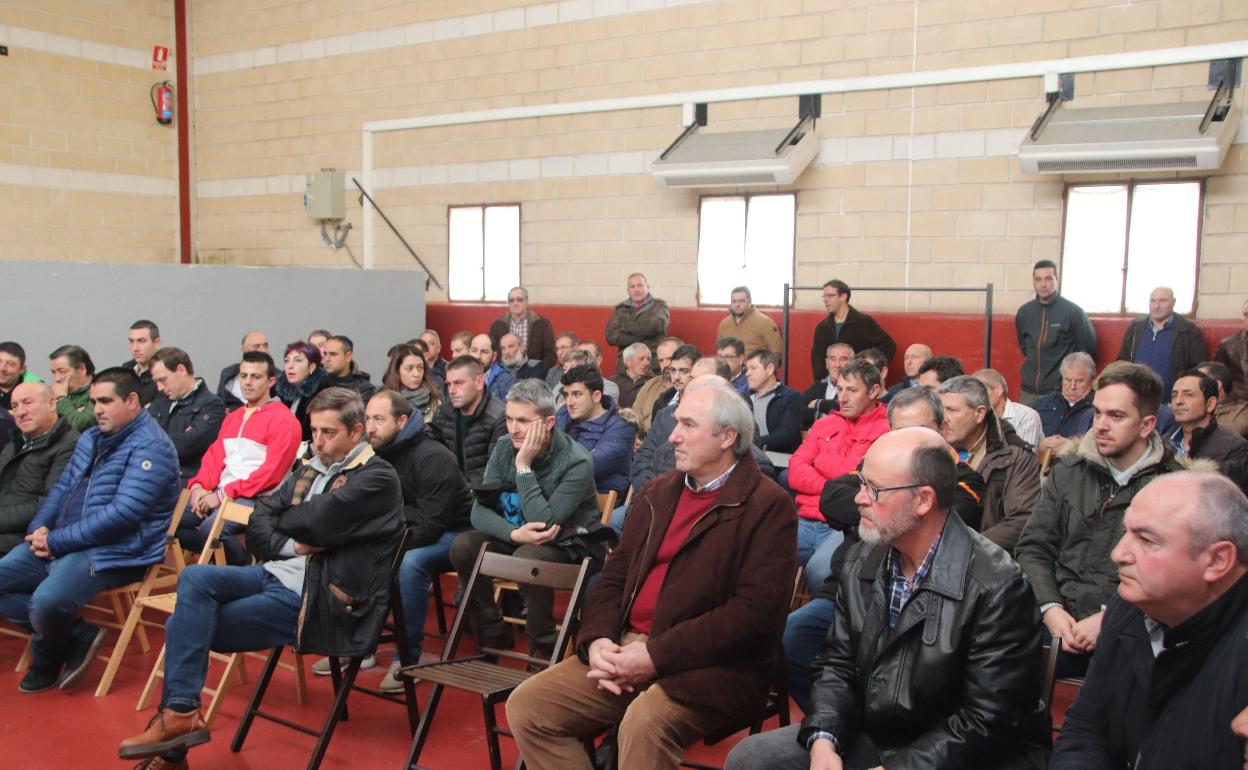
left=118, top=709, right=210, bottom=759
left=133, top=756, right=189, bottom=770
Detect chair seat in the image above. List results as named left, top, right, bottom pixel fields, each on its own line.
left=402, top=657, right=532, bottom=698
left=138, top=594, right=179, bottom=614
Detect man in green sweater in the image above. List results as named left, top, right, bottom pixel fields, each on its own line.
left=48, top=345, right=97, bottom=432
left=449, top=378, right=604, bottom=661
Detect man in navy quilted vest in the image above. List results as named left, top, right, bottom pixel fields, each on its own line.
left=0, top=367, right=180, bottom=694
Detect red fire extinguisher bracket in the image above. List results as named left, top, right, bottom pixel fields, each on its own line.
left=151, top=81, right=174, bottom=125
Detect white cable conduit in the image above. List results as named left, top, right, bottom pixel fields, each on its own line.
left=361, top=41, right=1248, bottom=269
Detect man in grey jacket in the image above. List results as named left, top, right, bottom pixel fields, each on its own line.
left=1015, top=260, right=1097, bottom=406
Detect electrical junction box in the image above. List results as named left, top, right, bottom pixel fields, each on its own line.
left=305, top=169, right=344, bottom=220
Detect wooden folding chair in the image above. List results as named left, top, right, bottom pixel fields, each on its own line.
left=0, top=623, right=33, bottom=672
left=133, top=501, right=308, bottom=722
left=596, top=490, right=618, bottom=526
left=90, top=488, right=192, bottom=696
left=401, top=545, right=593, bottom=770
left=230, top=529, right=413, bottom=770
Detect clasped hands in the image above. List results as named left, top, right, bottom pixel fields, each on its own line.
left=586, top=637, right=656, bottom=696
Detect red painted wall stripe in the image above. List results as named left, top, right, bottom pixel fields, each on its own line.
left=175, top=0, right=191, bottom=265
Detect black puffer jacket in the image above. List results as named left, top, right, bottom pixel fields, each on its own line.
left=427, top=389, right=506, bottom=484
left=800, top=513, right=1050, bottom=769
left=0, top=418, right=79, bottom=555
left=324, top=368, right=377, bottom=402
left=375, top=416, right=473, bottom=548
left=246, top=445, right=404, bottom=657
left=147, top=380, right=225, bottom=486
left=277, top=368, right=329, bottom=442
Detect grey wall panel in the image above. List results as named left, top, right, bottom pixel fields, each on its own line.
left=0, top=261, right=425, bottom=386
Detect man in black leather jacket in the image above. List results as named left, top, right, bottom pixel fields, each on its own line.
left=727, top=428, right=1049, bottom=770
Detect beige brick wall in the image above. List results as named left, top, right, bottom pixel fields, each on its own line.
left=5, top=1, right=1246, bottom=316
left=0, top=1, right=178, bottom=263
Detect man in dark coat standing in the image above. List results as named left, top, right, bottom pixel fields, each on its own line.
left=507, top=377, right=797, bottom=770
left=1116, top=286, right=1206, bottom=394
left=605, top=273, right=670, bottom=375
left=1052, top=471, right=1248, bottom=770
left=488, top=287, right=557, bottom=370
left=810, top=280, right=895, bottom=384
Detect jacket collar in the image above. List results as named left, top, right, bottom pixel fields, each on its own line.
left=496, top=308, right=542, bottom=326
left=1075, top=429, right=1168, bottom=477
left=858, top=512, right=971, bottom=602
left=93, top=407, right=152, bottom=451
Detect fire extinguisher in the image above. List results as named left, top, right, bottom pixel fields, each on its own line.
left=151, top=81, right=174, bottom=125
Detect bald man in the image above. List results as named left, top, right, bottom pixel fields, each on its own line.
left=1053, top=472, right=1248, bottom=769
left=727, top=427, right=1049, bottom=770
left=1117, top=286, right=1206, bottom=394
left=0, top=382, right=79, bottom=555
left=881, top=343, right=932, bottom=404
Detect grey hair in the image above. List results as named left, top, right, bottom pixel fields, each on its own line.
left=1061, top=352, right=1096, bottom=379
left=419, top=329, right=441, bottom=344
left=886, top=387, right=944, bottom=429
left=683, top=376, right=755, bottom=457
left=1182, top=471, right=1248, bottom=566
left=938, top=375, right=991, bottom=412
left=562, top=350, right=592, bottom=368
left=509, top=286, right=529, bottom=300
left=972, top=368, right=1007, bottom=392
left=622, top=342, right=651, bottom=363
left=307, top=386, right=366, bottom=429
left=507, top=378, right=557, bottom=418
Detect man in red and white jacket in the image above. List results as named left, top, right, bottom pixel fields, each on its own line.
left=180, top=352, right=301, bottom=564
left=786, top=359, right=889, bottom=593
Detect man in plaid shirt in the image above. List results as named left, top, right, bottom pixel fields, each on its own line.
left=727, top=428, right=1049, bottom=770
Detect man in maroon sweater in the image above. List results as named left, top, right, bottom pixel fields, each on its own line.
left=507, top=376, right=798, bottom=770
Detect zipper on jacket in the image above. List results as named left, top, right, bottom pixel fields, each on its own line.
left=621, top=503, right=658, bottom=622
left=1033, top=305, right=1048, bottom=393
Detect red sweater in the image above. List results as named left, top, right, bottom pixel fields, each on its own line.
left=627, top=486, right=718, bottom=635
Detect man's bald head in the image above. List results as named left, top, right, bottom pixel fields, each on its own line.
left=10, top=380, right=58, bottom=437
left=691, top=356, right=730, bottom=381
left=903, top=343, right=934, bottom=379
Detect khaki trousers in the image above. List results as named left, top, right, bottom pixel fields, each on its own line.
left=506, top=634, right=722, bottom=770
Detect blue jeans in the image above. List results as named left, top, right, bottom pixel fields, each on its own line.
left=176, top=497, right=254, bottom=566
left=782, top=598, right=836, bottom=714
left=162, top=564, right=301, bottom=711
left=398, top=531, right=456, bottom=660
left=0, top=547, right=144, bottom=670
left=608, top=503, right=628, bottom=536
left=796, top=519, right=842, bottom=594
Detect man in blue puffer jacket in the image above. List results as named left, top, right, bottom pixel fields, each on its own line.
left=0, top=367, right=179, bottom=694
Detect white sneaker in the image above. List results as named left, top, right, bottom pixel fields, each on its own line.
left=311, top=654, right=376, bottom=676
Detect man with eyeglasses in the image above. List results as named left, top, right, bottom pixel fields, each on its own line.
left=716, top=286, right=782, bottom=361
left=651, top=345, right=701, bottom=416
left=489, top=286, right=557, bottom=372
left=716, top=337, right=749, bottom=395
left=810, top=280, right=895, bottom=386
left=633, top=337, right=685, bottom=434
left=727, top=427, right=1049, bottom=770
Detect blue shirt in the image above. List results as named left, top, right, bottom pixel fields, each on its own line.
left=885, top=533, right=943, bottom=628
left=1133, top=317, right=1176, bottom=393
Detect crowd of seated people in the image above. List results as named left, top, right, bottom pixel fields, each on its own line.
left=1, top=265, right=1248, bottom=770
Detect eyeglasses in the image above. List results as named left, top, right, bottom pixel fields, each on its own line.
left=507, top=297, right=526, bottom=303
left=854, top=471, right=924, bottom=503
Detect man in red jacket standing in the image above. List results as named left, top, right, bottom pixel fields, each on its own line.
left=787, top=360, right=889, bottom=593
left=180, top=352, right=301, bottom=565
left=507, top=376, right=797, bottom=770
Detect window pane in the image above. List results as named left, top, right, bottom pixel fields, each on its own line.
left=1124, top=183, right=1199, bottom=315
left=1061, top=185, right=1127, bottom=313
left=698, top=197, right=746, bottom=305
left=483, top=205, right=520, bottom=302
left=448, top=207, right=484, bottom=301
left=743, top=194, right=795, bottom=306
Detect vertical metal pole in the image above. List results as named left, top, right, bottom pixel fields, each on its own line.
left=983, top=283, right=994, bottom=369
left=781, top=283, right=791, bottom=384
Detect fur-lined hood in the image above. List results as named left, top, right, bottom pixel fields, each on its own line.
left=1054, top=430, right=1217, bottom=473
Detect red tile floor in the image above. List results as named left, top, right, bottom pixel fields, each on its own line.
left=0, top=599, right=1078, bottom=770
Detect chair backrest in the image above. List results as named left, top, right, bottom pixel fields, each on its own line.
left=167, top=488, right=191, bottom=536
left=446, top=545, right=592, bottom=669
left=597, top=490, right=618, bottom=525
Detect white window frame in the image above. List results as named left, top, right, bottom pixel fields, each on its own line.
left=696, top=193, right=796, bottom=307
left=447, top=203, right=521, bottom=302
left=1059, top=180, right=1203, bottom=315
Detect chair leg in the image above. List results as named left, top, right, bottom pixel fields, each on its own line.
left=402, top=683, right=445, bottom=770
left=292, top=651, right=308, bottom=704
left=16, top=637, right=32, bottom=673
left=96, top=597, right=147, bottom=697
left=136, top=645, right=167, bottom=712
left=231, top=647, right=284, bottom=753
left=305, top=658, right=363, bottom=770
left=431, top=574, right=448, bottom=635
left=328, top=656, right=349, bottom=723
left=483, top=697, right=503, bottom=770
left=203, top=653, right=243, bottom=727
